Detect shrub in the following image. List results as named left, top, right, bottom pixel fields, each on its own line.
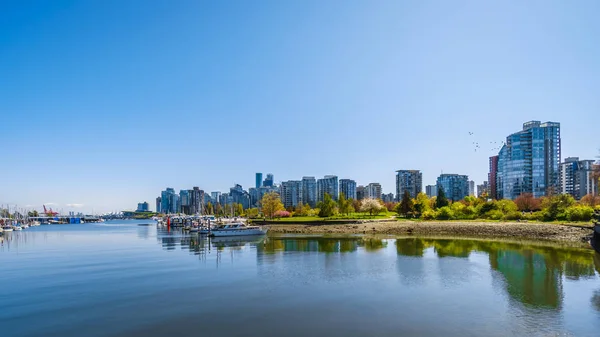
left=503, top=211, right=523, bottom=221
left=485, top=210, right=504, bottom=220
left=422, top=209, right=437, bottom=220
left=524, top=211, right=544, bottom=221
left=565, top=205, right=594, bottom=222
left=436, top=206, right=454, bottom=220
left=478, top=201, right=498, bottom=217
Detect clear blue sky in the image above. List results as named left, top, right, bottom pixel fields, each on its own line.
left=1, top=0, right=599, bottom=213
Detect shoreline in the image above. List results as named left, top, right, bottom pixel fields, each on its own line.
left=264, top=220, right=595, bottom=246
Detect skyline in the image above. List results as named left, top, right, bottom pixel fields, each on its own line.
left=2, top=1, right=599, bottom=213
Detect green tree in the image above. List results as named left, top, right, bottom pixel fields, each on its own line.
left=235, top=203, right=243, bottom=216
left=27, top=210, right=39, bottom=217
left=245, top=208, right=259, bottom=218
left=397, top=190, right=414, bottom=218
left=317, top=193, right=338, bottom=217
left=541, top=194, right=575, bottom=221
left=436, top=187, right=449, bottom=209
left=413, top=192, right=431, bottom=218
left=205, top=202, right=214, bottom=215
left=337, top=192, right=353, bottom=216
left=261, top=192, right=284, bottom=219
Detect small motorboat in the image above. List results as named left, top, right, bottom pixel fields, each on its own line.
left=13, top=226, right=22, bottom=231
left=2, top=226, right=13, bottom=232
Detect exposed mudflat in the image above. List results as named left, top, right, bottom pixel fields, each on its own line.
left=265, top=220, right=594, bottom=244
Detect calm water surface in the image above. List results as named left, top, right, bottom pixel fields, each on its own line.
left=1, top=220, right=599, bottom=337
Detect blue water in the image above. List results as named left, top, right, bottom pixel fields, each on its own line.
left=1, top=220, right=599, bottom=337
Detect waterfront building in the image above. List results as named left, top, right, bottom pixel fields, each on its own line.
left=255, top=173, right=263, bottom=189
left=249, top=188, right=260, bottom=207
left=280, top=180, right=303, bottom=208
left=219, top=193, right=229, bottom=206
left=302, top=176, right=317, bottom=207
left=356, top=185, right=366, bottom=200
left=188, top=187, right=204, bottom=214
left=317, top=175, right=338, bottom=201
left=382, top=193, right=395, bottom=203
left=559, top=157, right=597, bottom=199
left=263, top=174, right=274, bottom=188
left=160, top=188, right=178, bottom=214
left=477, top=181, right=490, bottom=198
left=339, top=179, right=357, bottom=200
left=395, top=170, right=422, bottom=201
left=155, top=197, right=161, bottom=213
left=436, top=174, right=469, bottom=201
left=229, top=184, right=250, bottom=209
left=425, top=185, right=437, bottom=198
left=366, top=183, right=382, bottom=200
left=136, top=202, right=149, bottom=212
left=488, top=156, right=499, bottom=199
left=496, top=121, right=561, bottom=199
left=469, top=180, right=475, bottom=196
left=211, top=192, right=221, bottom=204
left=180, top=190, right=191, bottom=214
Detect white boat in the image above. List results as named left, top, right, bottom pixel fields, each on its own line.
left=209, top=223, right=267, bottom=237
left=13, top=226, right=22, bottom=231
left=31, top=221, right=41, bottom=226
left=2, top=226, right=13, bottom=232
left=21, top=224, right=29, bottom=229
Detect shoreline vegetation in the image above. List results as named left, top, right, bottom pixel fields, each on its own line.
left=262, top=220, right=594, bottom=246
left=247, top=190, right=600, bottom=245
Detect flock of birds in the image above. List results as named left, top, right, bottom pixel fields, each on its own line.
left=469, top=132, right=505, bottom=153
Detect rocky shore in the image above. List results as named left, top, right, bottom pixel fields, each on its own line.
left=265, top=220, right=594, bottom=244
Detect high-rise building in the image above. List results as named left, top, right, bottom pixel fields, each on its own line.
left=137, top=202, right=149, bottom=212
left=366, top=183, right=382, bottom=200
left=229, top=184, right=250, bottom=209
left=317, top=175, right=338, bottom=201
left=180, top=190, right=191, bottom=214
left=155, top=197, right=161, bottom=213
left=188, top=187, right=204, bottom=214
left=263, top=174, right=274, bottom=187
left=356, top=185, right=366, bottom=200
left=211, top=192, right=221, bottom=204
left=436, top=174, right=469, bottom=201
left=468, top=180, right=475, bottom=196
left=425, top=185, right=437, bottom=198
left=477, top=181, right=490, bottom=198
left=280, top=180, right=303, bottom=208
left=255, top=173, right=263, bottom=189
left=381, top=193, right=395, bottom=203
left=559, top=157, right=597, bottom=199
left=488, top=156, right=499, bottom=199
left=496, top=121, right=561, bottom=199
left=302, top=176, right=317, bottom=207
left=395, top=170, right=422, bottom=201
left=161, top=188, right=178, bottom=214
left=339, top=179, right=357, bottom=200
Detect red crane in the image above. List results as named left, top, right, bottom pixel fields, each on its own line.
left=43, top=205, right=58, bottom=216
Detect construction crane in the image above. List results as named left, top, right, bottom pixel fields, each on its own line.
left=43, top=205, right=59, bottom=216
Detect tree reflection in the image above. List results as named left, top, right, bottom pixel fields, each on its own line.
left=394, top=237, right=598, bottom=309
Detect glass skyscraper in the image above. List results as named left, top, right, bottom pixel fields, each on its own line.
left=339, top=179, right=357, bottom=200
left=436, top=174, right=469, bottom=201
left=497, top=121, right=561, bottom=199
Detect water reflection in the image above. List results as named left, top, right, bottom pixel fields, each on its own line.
left=260, top=236, right=599, bottom=311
